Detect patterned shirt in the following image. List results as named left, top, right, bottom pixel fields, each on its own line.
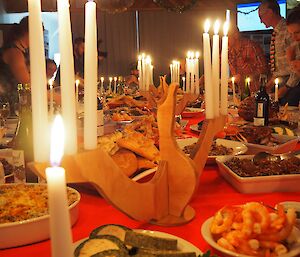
left=273, top=19, right=300, bottom=88
left=229, top=36, right=268, bottom=92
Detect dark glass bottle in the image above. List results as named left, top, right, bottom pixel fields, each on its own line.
left=11, top=84, right=34, bottom=163
left=254, top=75, right=269, bottom=126
left=241, top=77, right=251, bottom=100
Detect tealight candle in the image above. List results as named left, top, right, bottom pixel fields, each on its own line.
left=231, top=76, right=236, bottom=100
left=275, top=78, right=279, bottom=102
left=46, top=115, right=73, bottom=257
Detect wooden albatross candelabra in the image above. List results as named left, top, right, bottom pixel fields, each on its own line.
left=29, top=83, right=225, bottom=226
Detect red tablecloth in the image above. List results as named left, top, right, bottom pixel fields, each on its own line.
left=2, top=116, right=300, bottom=257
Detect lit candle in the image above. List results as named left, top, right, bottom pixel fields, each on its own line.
left=57, top=0, right=77, bottom=154
left=84, top=0, right=98, bottom=150
left=190, top=52, right=195, bottom=93
left=231, top=76, right=236, bottom=100
left=49, top=79, right=54, bottom=117
left=109, top=77, right=112, bottom=93
left=114, top=77, right=117, bottom=94
left=182, top=76, right=186, bottom=92
left=195, top=51, right=200, bottom=94
left=28, top=0, right=49, bottom=162
left=186, top=51, right=191, bottom=93
left=46, top=115, right=73, bottom=257
left=212, top=19, right=220, bottom=117
left=220, top=22, right=229, bottom=115
left=141, top=53, right=146, bottom=91
left=203, top=20, right=213, bottom=119
left=246, top=77, right=251, bottom=92
left=75, top=79, right=79, bottom=105
left=100, top=77, right=104, bottom=94
left=145, top=56, right=151, bottom=91
left=275, top=78, right=279, bottom=102
left=137, top=55, right=143, bottom=90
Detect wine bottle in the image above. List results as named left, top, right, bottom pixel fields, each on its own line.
left=254, top=75, right=269, bottom=126
left=11, top=84, right=34, bottom=163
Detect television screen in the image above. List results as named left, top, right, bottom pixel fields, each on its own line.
left=237, top=0, right=286, bottom=32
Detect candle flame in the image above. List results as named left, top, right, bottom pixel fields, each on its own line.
left=100, top=77, right=104, bottom=82
left=182, top=77, right=186, bottom=81
left=50, top=115, right=65, bottom=167
left=195, top=51, right=200, bottom=59
left=48, top=79, right=54, bottom=88
left=138, top=55, right=142, bottom=61
left=109, top=77, right=113, bottom=82
left=190, top=51, right=195, bottom=59
left=214, top=20, right=220, bottom=35
left=114, top=77, right=117, bottom=81
left=75, top=79, right=80, bottom=87
left=204, top=19, right=210, bottom=33
left=247, top=77, right=251, bottom=84
left=223, top=22, right=229, bottom=36
left=275, top=78, right=279, bottom=85
left=231, top=77, right=235, bottom=84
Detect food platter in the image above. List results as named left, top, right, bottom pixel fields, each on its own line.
left=0, top=183, right=80, bottom=249
left=177, top=137, right=248, bottom=163
left=201, top=217, right=300, bottom=257
left=74, top=229, right=203, bottom=255
left=216, top=155, right=300, bottom=193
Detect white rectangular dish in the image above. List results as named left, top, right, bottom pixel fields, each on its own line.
left=244, top=134, right=299, bottom=154
left=216, top=155, right=300, bottom=194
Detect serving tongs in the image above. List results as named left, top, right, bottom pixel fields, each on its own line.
left=253, top=150, right=300, bottom=165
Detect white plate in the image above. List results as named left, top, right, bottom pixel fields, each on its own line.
left=201, top=217, right=300, bottom=257
left=216, top=155, right=300, bottom=193
left=74, top=229, right=202, bottom=255
left=0, top=184, right=80, bottom=249
left=182, top=108, right=205, bottom=118
left=177, top=138, right=248, bottom=163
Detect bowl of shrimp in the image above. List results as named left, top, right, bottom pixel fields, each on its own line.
left=201, top=202, right=300, bottom=257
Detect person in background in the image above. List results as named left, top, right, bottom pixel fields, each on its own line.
left=0, top=16, right=30, bottom=96
left=286, top=6, right=300, bottom=77
left=258, top=0, right=300, bottom=106
left=73, top=37, right=85, bottom=80
left=228, top=24, right=268, bottom=95
left=125, top=62, right=139, bottom=87
left=46, top=58, right=57, bottom=81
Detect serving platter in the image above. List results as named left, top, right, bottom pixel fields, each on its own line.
left=177, top=138, right=248, bottom=163
left=74, top=229, right=203, bottom=255
left=216, top=155, right=300, bottom=193
left=201, top=217, right=300, bottom=257
left=0, top=183, right=80, bottom=249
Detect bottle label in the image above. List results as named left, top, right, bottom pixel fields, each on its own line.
left=257, top=103, right=264, bottom=117
left=254, top=117, right=265, bottom=126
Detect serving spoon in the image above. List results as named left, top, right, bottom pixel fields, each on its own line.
left=253, top=150, right=300, bottom=165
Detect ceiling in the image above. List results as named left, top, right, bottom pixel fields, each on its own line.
left=1, top=0, right=253, bottom=13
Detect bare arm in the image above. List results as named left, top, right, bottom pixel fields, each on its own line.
left=3, top=48, right=30, bottom=83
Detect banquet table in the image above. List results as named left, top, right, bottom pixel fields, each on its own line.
left=2, top=115, right=300, bottom=257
